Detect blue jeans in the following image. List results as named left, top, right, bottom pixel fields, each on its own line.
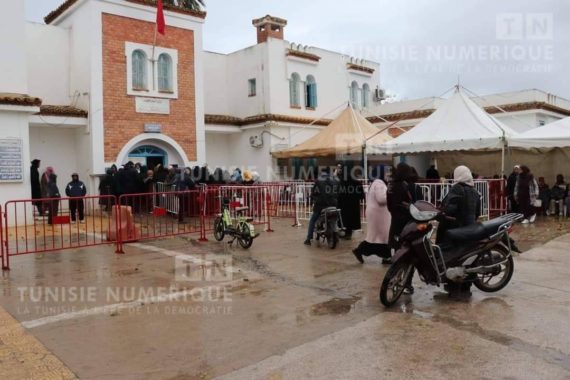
left=306, top=210, right=320, bottom=240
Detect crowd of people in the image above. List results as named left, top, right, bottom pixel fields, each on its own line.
left=506, top=165, right=570, bottom=223
left=96, top=163, right=261, bottom=203
left=30, top=159, right=87, bottom=224
left=305, top=162, right=485, bottom=296
left=30, top=159, right=264, bottom=224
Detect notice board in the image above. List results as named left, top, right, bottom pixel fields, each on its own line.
left=0, top=138, right=23, bottom=182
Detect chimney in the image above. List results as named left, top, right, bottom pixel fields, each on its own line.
left=252, top=15, right=288, bottom=44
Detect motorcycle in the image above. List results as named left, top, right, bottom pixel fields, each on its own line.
left=314, top=207, right=345, bottom=249
left=380, top=201, right=523, bottom=307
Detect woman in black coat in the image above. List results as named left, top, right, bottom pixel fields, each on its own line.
left=98, top=169, right=115, bottom=211
left=338, top=164, right=364, bottom=240
left=47, top=173, right=61, bottom=225
left=387, top=163, right=415, bottom=292
left=30, top=159, right=43, bottom=215
left=387, top=163, right=414, bottom=251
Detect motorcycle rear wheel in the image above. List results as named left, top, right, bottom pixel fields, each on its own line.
left=473, top=249, right=514, bottom=292
left=380, top=261, right=414, bottom=307
left=327, top=230, right=338, bottom=249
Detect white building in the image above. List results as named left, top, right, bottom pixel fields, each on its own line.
left=0, top=0, right=206, bottom=209
left=203, top=15, right=382, bottom=180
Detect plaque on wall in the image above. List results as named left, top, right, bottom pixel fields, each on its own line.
left=135, top=97, right=170, bottom=114
left=0, top=138, right=24, bottom=182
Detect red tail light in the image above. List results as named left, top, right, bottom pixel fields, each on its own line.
left=417, top=223, right=429, bottom=232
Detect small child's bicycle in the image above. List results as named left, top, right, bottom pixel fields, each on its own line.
left=213, top=197, right=259, bottom=249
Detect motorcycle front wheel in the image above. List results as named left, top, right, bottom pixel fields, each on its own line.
left=380, top=260, right=414, bottom=307
left=473, top=249, right=514, bottom=292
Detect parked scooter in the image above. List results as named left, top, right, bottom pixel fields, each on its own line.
left=314, top=207, right=345, bottom=249
left=380, top=201, right=523, bottom=307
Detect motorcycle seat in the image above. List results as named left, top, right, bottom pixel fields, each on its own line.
left=234, top=206, right=249, bottom=213
left=446, top=217, right=508, bottom=242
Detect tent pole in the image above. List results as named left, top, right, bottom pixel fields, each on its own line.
left=363, top=144, right=368, bottom=181
left=501, top=142, right=505, bottom=177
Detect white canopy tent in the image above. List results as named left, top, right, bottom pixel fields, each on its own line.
left=367, top=87, right=519, bottom=174
left=509, top=116, right=570, bottom=148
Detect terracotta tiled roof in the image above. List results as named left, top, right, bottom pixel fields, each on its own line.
left=252, top=15, right=288, bottom=26
left=485, top=101, right=570, bottom=117
left=286, top=50, right=321, bottom=62
left=205, top=114, right=332, bottom=127
left=38, top=105, right=88, bottom=118
left=205, top=114, right=243, bottom=125
left=347, top=63, right=375, bottom=74
left=368, top=101, right=570, bottom=125
left=45, top=0, right=206, bottom=24
left=0, top=93, right=42, bottom=107
left=367, top=109, right=435, bottom=123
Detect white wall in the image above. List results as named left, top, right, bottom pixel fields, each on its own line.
left=0, top=110, right=33, bottom=209
left=204, top=53, right=231, bottom=116
left=26, top=23, right=70, bottom=105
left=205, top=133, right=231, bottom=169
left=0, top=1, right=27, bottom=94
left=29, top=127, right=79, bottom=191
left=266, top=39, right=381, bottom=117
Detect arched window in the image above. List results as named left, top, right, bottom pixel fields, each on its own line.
left=290, top=73, right=301, bottom=107
left=132, top=50, right=148, bottom=90
left=362, top=84, right=370, bottom=108
left=350, top=81, right=359, bottom=108
left=305, top=75, right=318, bottom=109
left=157, top=53, right=173, bottom=92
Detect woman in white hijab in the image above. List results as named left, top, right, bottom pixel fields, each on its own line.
left=437, top=165, right=481, bottom=244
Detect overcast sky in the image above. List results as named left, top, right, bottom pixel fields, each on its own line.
left=26, top=0, right=570, bottom=100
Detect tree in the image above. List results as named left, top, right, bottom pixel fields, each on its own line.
left=164, top=0, right=206, bottom=11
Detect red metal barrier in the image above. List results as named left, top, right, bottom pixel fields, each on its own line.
left=1, top=204, right=6, bottom=270
left=203, top=186, right=273, bottom=236
left=488, top=179, right=508, bottom=218
left=2, top=195, right=117, bottom=270
left=115, top=190, right=203, bottom=253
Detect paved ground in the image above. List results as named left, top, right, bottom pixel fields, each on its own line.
left=1, top=216, right=570, bottom=379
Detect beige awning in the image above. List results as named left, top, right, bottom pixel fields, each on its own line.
left=272, top=106, right=392, bottom=158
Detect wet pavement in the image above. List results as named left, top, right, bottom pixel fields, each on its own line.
left=0, top=217, right=569, bottom=379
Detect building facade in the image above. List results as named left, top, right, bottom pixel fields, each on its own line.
left=0, top=0, right=206, bottom=207
left=203, top=15, right=383, bottom=180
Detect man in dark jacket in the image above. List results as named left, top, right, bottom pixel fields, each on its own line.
left=426, top=165, right=440, bottom=180
left=30, top=159, right=43, bottom=216
left=65, top=173, right=87, bottom=223
left=304, top=167, right=339, bottom=245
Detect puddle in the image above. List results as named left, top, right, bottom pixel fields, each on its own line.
left=310, top=296, right=361, bottom=316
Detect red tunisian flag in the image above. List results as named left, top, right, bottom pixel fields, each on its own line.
left=156, top=0, right=166, bottom=35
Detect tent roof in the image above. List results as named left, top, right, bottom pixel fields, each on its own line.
left=272, top=106, right=391, bottom=158
left=368, top=88, right=518, bottom=155
left=509, top=117, right=570, bottom=149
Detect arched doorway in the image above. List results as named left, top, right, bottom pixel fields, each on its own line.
left=128, top=145, right=167, bottom=169
left=116, top=134, right=189, bottom=169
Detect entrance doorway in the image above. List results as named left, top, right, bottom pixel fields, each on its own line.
left=128, top=145, right=167, bottom=170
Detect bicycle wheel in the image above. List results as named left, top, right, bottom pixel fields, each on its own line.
left=237, top=223, right=253, bottom=249
left=213, top=217, right=225, bottom=241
